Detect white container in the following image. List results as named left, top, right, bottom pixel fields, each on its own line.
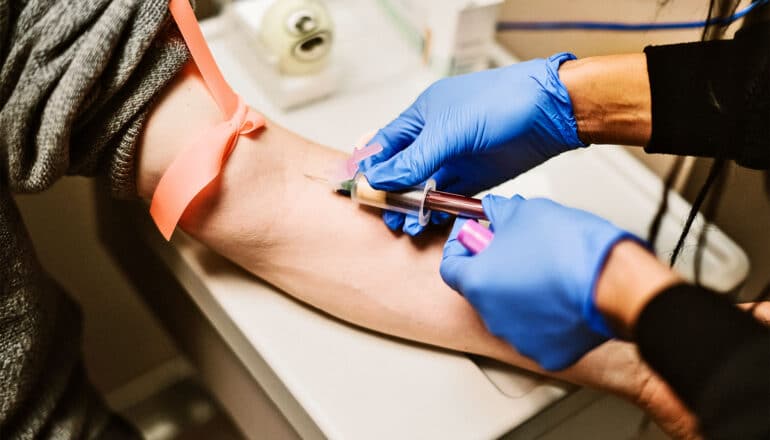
left=230, top=0, right=339, bottom=109
left=379, top=0, right=504, bottom=75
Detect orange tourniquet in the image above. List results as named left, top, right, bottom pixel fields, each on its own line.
left=150, top=0, right=266, bottom=240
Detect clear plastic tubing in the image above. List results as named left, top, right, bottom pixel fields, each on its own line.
left=349, top=173, right=487, bottom=226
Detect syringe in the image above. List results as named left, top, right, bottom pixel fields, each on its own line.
left=336, top=173, right=487, bottom=226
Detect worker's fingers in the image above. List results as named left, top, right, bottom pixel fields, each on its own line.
left=384, top=211, right=444, bottom=236
left=359, top=106, right=423, bottom=170
left=432, top=165, right=485, bottom=198
left=364, top=126, right=450, bottom=191
left=738, top=301, right=770, bottom=327
left=481, top=194, right=526, bottom=232
left=754, top=301, right=770, bottom=327
left=433, top=156, right=503, bottom=197
left=382, top=211, right=405, bottom=232
left=635, top=370, right=702, bottom=440
left=431, top=211, right=451, bottom=225
left=754, top=302, right=770, bottom=327
left=440, top=218, right=474, bottom=293
left=403, top=214, right=425, bottom=236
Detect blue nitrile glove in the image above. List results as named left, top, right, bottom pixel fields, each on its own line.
left=441, top=195, right=642, bottom=371
left=359, top=52, right=585, bottom=236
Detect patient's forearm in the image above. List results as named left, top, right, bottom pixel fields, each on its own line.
left=139, top=66, right=525, bottom=363
left=137, top=64, right=649, bottom=399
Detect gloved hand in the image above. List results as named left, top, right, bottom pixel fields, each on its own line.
left=360, top=52, right=585, bottom=235
left=441, top=195, right=641, bottom=371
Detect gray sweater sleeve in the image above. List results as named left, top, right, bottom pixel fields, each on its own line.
left=0, top=0, right=190, bottom=198
left=0, top=1, right=192, bottom=437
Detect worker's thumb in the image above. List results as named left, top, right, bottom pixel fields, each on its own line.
left=364, top=127, right=449, bottom=191
left=482, top=194, right=526, bottom=232
left=440, top=218, right=474, bottom=293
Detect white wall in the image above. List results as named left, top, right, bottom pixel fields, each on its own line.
left=497, top=0, right=747, bottom=59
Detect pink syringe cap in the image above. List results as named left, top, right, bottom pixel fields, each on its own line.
left=457, top=220, right=494, bottom=255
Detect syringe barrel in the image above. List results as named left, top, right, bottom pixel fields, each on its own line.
left=424, top=190, right=486, bottom=220
left=350, top=173, right=435, bottom=226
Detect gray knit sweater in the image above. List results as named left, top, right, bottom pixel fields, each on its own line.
left=0, top=1, right=188, bottom=438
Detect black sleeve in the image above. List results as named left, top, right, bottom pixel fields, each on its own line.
left=635, top=284, right=770, bottom=439
left=643, top=23, right=770, bottom=170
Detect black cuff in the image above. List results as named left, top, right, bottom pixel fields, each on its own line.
left=696, top=337, right=770, bottom=439
left=644, top=40, right=745, bottom=161
left=644, top=24, right=770, bottom=169
left=634, top=283, right=768, bottom=409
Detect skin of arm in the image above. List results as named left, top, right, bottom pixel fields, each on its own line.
left=594, top=240, right=683, bottom=338
left=559, top=53, right=652, bottom=147
left=136, top=63, right=698, bottom=438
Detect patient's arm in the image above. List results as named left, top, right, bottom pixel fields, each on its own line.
left=136, top=64, right=696, bottom=437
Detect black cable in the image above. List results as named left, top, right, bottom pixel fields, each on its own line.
left=702, top=0, right=742, bottom=40
left=694, top=161, right=729, bottom=284
left=648, top=156, right=685, bottom=249
left=670, top=159, right=726, bottom=267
